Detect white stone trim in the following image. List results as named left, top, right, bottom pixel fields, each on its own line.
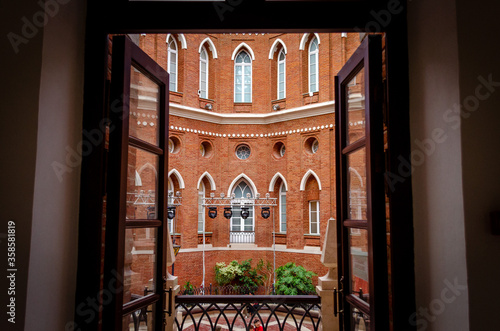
left=231, top=42, right=256, bottom=61
left=178, top=245, right=321, bottom=255
left=166, top=33, right=187, bottom=49
left=197, top=171, right=217, bottom=191
left=169, top=100, right=334, bottom=125
left=300, top=169, right=322, bottom=191
left=268, top=38, right=287, bottom=59
left=168, top=168, right=185, bottom=189
left=299, top=33, right=321, bottom=50
left=199, top=37, right=218, bottom=58
left=227, top=173, right=258, bottom=197
left=269, top=172, right=288, bottom=192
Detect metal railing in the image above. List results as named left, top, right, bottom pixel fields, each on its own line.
left=230, top=231, right=255, bottom=243
left=180, top=285, right=276, bottom=296
left=175, top=295, right=321, bottom=331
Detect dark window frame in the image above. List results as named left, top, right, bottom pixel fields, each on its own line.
left=76, top=1, right=415, bottom=330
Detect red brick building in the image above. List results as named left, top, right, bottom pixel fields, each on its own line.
left=125, top=32, right=365, bottom=291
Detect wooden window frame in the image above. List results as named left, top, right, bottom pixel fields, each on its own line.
left=77, top=1, right=415, bottom=330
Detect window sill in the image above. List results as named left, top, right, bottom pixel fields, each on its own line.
left=169, top=91, right=183, bottom=104
left=197, top=232, right=213, bottom=245
left=234, top=103, right=252, bottom=113
left=302, top=91, right=319, bottom=105
left=304, top=234, right=321, bottom=247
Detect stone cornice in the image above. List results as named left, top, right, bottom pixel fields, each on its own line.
left=169, top=101, right=335, bottom=125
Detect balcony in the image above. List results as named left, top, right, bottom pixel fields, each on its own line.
left=230, top=231, right=255, bottom=243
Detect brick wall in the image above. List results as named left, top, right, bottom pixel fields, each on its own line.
left=123, top=32, right=366, bottom=290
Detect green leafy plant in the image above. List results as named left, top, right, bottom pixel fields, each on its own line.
left=237, top=259, right=264, bottom=289
left=183, top=281, right=195, bottom=295
left=214, top=261, right=243, bottom=286
left=214, top=259, right=270, bottom=291
left=275, top=262, right=317, bottom=295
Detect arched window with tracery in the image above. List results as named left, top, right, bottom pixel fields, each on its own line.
left=230, top=180, right=254, bottom=243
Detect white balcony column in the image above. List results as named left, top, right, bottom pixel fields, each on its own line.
left=316, top=218, right=340, bottom=331
left=165, top=231, right=180, bottom=331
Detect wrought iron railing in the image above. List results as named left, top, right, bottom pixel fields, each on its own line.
left=180, top=284, right=275, bottom=296
left=230, top=231, right=255, bottom=243
left=174, top=295, right=321, bottom=331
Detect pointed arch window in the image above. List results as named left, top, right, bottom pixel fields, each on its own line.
left=230, top=180, right=255, bottom=243
left=309, top=200, right=320, bottom=234
left=309, top=37, right=319, bottom=93
left=167, top=37, right=178, bottom=92
left=200, top=47, right=209, bottom=99
left=168, top=178, right=174, bottom=234
left=234, top=51, right=252, bottom=103
left=278, top=49, right=286, bottom=100
left=279, top=182, right=287, bottom=232
left=198, top=181, right=206, bottom=233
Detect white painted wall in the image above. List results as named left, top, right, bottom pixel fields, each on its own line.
left=407, top=0, right=470, bottom=329
left=24, top=1, right=85, bottom=330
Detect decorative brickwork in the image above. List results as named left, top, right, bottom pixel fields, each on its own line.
left=124, top=33, right=366, bottom=289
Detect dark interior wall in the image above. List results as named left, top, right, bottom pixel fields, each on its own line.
left=456, top=0, right=500, bottom=329
left=0, top=1, right=44, bottom=330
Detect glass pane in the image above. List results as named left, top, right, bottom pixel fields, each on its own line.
left=122, top=302, right=156, bottom=331
left=281, top=194, right=287, bottom=232
left=231, top=213, right=241, bottom=231
left=311, top=201, right=317, bottom=212
left=346, top=66, right=366, bottom=144
left=311, top=222, right=318, bottom=234
left=123, top=227, right=157, bottom=304
left=349, top=229, right=369, bottom=303
left=350, top=307, right=370, bottom=331
left=126, top=146, right=159, bottom=220
left=130, top=65, right=160, bottom=145
left=244, top=208, right=254, bottom=231
left=347, top=147, right=367, bottom=220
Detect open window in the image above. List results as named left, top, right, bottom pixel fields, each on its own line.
left=335, top=35, right=388, bottom=330
left=104, top=36, right=170, bottom=330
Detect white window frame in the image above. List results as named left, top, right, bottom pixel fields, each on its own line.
left=199, top=47, right=209, bottom=99
left=231, top=181, right=255, bottom=232
left=277, top=49, right=286, bottom=100
left=167, top=36, right=178, bottom=92
left=198, top=181, right=206, bottom=233
left=167, top=178, right=174, bottom=234
left=308, top=37, right=319, bottom=93
left=279, top=182, right=287, bottom=232
left=234, top=51, right=252, bottom=103
left=309, top=200, right=320, bottom=235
